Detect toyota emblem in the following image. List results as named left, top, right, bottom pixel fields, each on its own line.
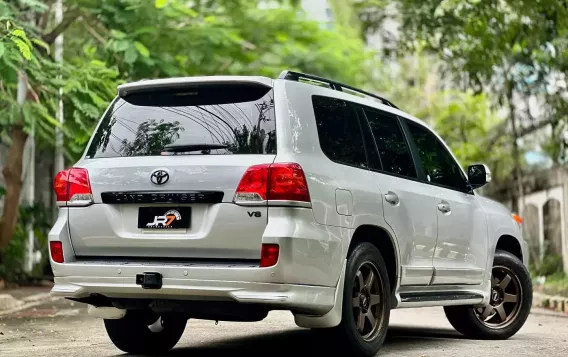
left=150, top=169, right=170, bottom=185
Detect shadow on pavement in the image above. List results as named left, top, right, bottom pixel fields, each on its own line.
left=117, top=325, right=464, bottom=357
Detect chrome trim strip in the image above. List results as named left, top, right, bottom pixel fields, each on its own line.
left=268, top=200, right=312, bottom=208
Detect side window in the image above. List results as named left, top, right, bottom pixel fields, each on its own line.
left=405, top=120, right=468, bottom=191
left=363, top=108, right=417, bottom=178
left=312, top=96, right=369, bottom=169
left=355, top=107, right=382, bottom=170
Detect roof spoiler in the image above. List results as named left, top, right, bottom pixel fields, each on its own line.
left=117, top=76, right=273, bottom=98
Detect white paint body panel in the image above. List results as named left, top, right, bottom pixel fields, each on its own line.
left=432, top=188, right=488, bottom=285
left=376, top=174, right=438, bottom=286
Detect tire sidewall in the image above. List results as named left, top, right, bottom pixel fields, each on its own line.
left=340, top=242, right=391, bottom=356
left=464, top=250, right=532, bottom=339
left=104, top=311, right=187, bottom=354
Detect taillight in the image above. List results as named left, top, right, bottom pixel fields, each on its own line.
left=54, top=170, right=69, bottom=202
left=233, top=163, right=310, bottom=206
left=260, top=244, right=279, bottom=267
left=268, top=164, right=310, bottom=202
left=53, top=168, right=93, bottom=206
left=50, top=241, right=64, bottom=263
left=233, top=164, right=270, bottom=202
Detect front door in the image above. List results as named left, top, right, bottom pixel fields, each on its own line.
left=404, top=120, right=489, bottom=285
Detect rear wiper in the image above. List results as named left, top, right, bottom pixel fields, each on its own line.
left=163, top=143, right=229, bottom=152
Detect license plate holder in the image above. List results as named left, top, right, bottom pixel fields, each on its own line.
left=136, top=272, right=163, bottom=289
left=137, top=207, right=190, bottom=229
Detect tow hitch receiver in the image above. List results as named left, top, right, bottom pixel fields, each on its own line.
left=136, top=272, right=163, bottom=289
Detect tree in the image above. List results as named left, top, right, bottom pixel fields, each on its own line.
left=0, top=1, right=119, bottom=258
left=58, top=0, right=372, bottom=149
left=0, top=0, right=374, bottom=265
left=353, top=0, right=568, bottom=209
left=368, top=53, right=512, bottom=180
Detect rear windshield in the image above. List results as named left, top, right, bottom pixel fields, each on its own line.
left=85, top=83, right=276, bottom=158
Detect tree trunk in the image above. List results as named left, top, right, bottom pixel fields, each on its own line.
left=0, top=72, right=29, bottom=260
left=0, top=125, right=29, bottom=249
left=506, top=83, right=524, bottom=213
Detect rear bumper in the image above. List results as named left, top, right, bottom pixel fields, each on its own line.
left=52, top=272, right=334, bottom=315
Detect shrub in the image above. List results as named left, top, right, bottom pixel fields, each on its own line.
left=538, top=254, right=564, bottom=277
left=0, top=201, right=52, bottom=282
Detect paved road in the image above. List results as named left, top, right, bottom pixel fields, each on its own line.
left=1, top=297, right=567, bottom=357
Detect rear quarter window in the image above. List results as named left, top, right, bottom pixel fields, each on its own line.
left=312, top=95, right=369, bottom=169
left=85, top=83, right=276, bottom=158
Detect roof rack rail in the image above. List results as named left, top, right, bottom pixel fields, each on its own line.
left=278, top=70, right=398, bottom=109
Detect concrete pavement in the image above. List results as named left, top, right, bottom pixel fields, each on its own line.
left=0, top=296, right=567, bottom=356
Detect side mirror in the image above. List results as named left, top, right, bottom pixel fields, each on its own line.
left=468, top=164, right=492, bottom=189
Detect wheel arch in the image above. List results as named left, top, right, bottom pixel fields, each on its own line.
left=348, top=224, right=400, bottom=295
left=495, top=234, right=523, bottom=262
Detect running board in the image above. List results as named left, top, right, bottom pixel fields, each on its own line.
left=397, top=291, right=485, bottom=308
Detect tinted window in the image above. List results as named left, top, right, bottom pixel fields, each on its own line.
left=86, top=84, right=276, bottom=158
left=312, top=96, right=368, bottom=169
left=363, top=108, right=417, bottom=178
left=356, top=108, right=382, bottom=170
left=405, top=121, right=468, bottom=191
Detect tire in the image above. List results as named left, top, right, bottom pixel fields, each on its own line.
left=104, top=310, right=187, bottom=354
left=318, top=242, right=391, bottom=357
left=444, top=250, right=532, bottom=340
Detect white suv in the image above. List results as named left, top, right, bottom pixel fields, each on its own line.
left=49, top=71, right=532, bottom=356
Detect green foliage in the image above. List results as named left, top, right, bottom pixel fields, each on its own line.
left=355, top=0, right=568, bottom=169
left=1, top=0, right=372, bottom=162
left=370, top=54, right=512, bottom=179
left=534, top=271, right=568, bottom=298
left=530, top=240, right=565, bottom=278
left=0, top=199, right=52, bottom=282
left=0, top=1, right=122, bottom=159
left=67, top=0, right=370, bottom=86
left=537, top=254, right=564, bottom=277
left=542, top=298, right=550, bottom=308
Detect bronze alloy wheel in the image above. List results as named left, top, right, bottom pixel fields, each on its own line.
left=352, top=261, right=386, bottom=341
left=322, top=242, right=390, bottom=356
left=444, top=250, right=532, bottom=340
left=475, top=265, right=523, bottom=329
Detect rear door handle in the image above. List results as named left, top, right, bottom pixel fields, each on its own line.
left=384, top=191, right=399, bottom=205
left=437, top=201, right=451, bottom=213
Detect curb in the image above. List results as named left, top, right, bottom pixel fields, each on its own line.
left=0, top=292, right=56, bottom=317
left=0, top=294, right=23, bottom=311
left=533, top=292, right=568, bottom=314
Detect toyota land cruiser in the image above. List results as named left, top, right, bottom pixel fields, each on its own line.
left=49, top=71, right=532, bottom=356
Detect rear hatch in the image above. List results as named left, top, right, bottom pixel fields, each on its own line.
left=67, top=79, right=277, bottom=260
